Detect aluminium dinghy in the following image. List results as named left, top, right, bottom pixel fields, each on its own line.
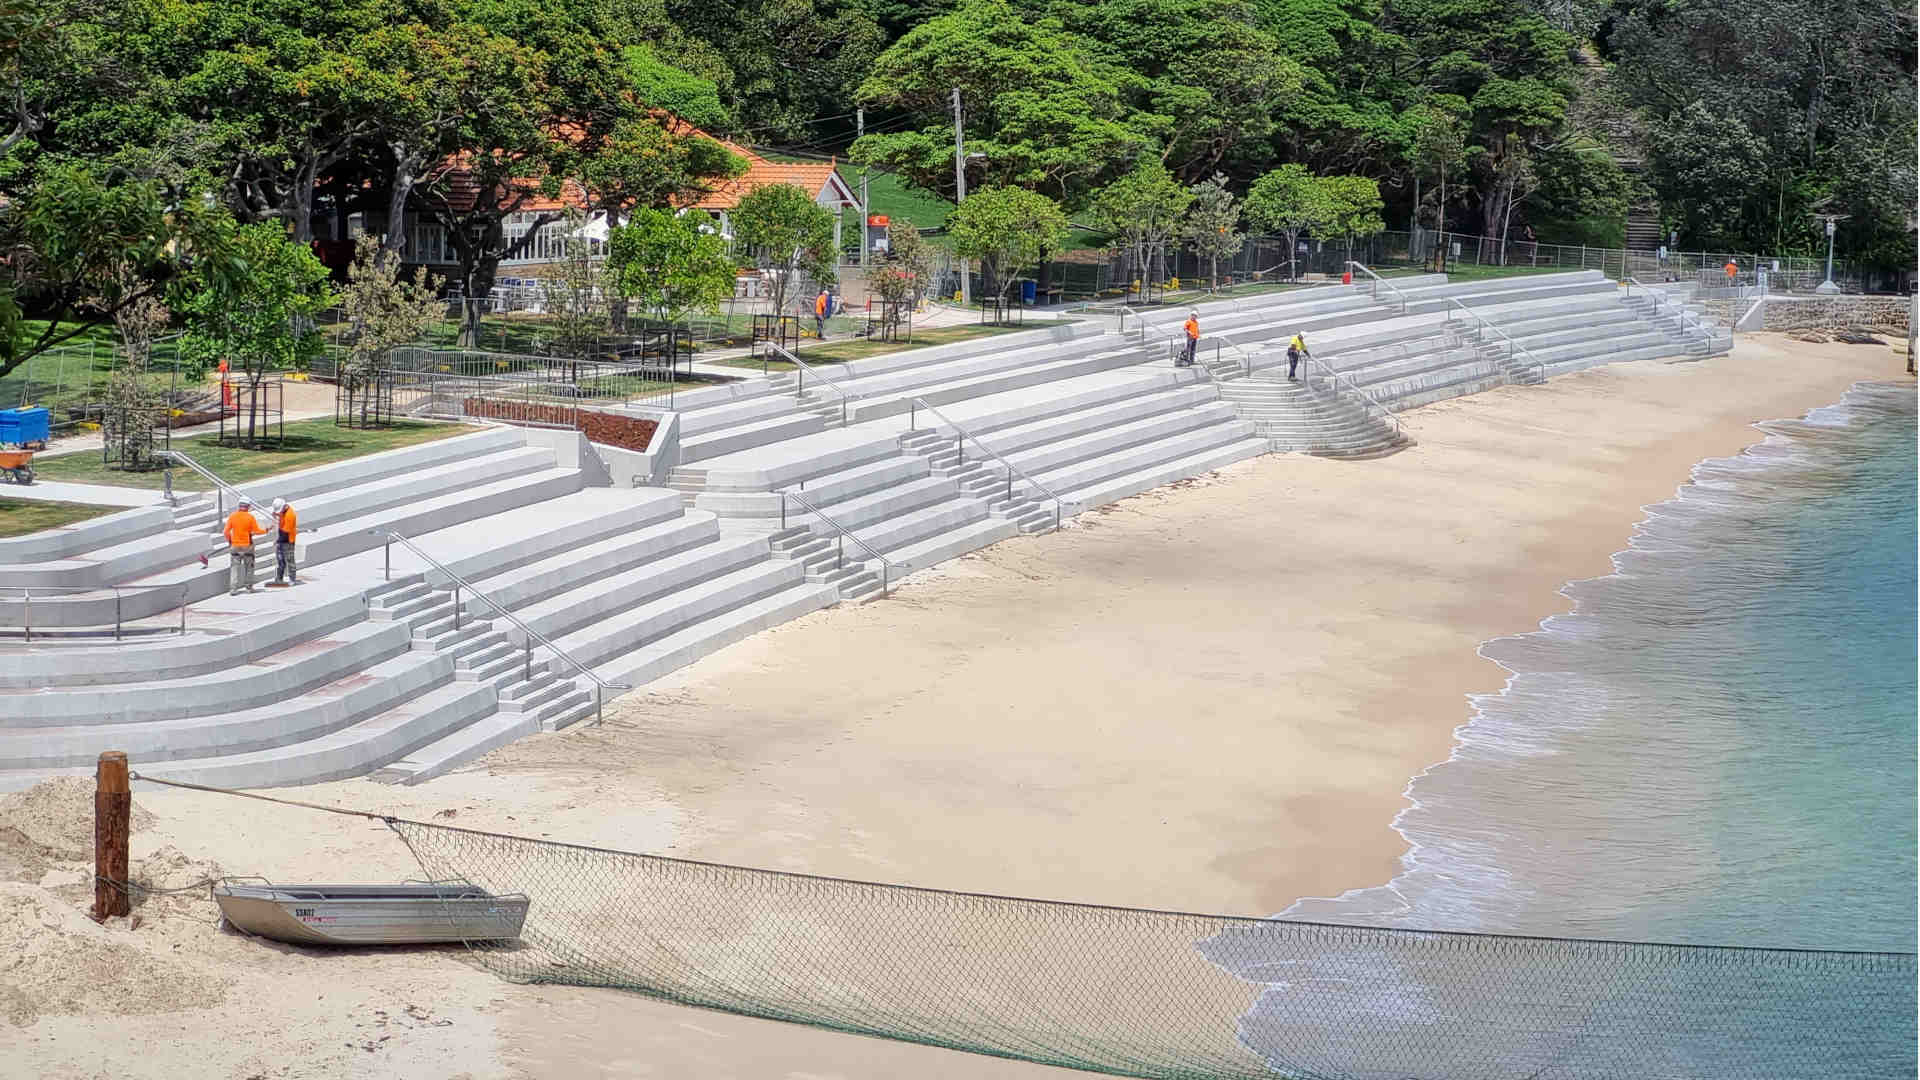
left=212, top=882, right=529, bottom=946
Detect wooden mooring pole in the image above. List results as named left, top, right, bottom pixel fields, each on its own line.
left=93, top=751, right=130, bottom=921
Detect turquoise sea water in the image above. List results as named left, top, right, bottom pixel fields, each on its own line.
left=1203, top=380, right=1917, bottom=1077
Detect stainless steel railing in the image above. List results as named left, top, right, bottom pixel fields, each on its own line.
left=777, top=488, right=894, bottom=596
left=0, top=583, right=191, bottom=640
left=158, top=450, right=259, bottom=519
left=768, top=345, right=856, bottom=426
left=1623, top=277, right=1725, bottom=349
left=1346, top=261, right=1413, bottom=314
left=379, top=531, right=630, bottom=724
left=1440, top=299, right=1548, bottom=383
left=1298, top=353, right=1410, bottom=443
left=907, top=397, right=1066, bottom=532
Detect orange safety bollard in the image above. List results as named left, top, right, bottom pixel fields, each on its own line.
left=1342, top=270, right=1353, bottom=285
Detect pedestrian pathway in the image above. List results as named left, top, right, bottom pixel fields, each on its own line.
left=0, top=480, right=165, bottom=507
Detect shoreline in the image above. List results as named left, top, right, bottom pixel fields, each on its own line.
left=3, top=333, right=1911, bottom=1080
left=1284, top=374, right=1917, bottom=926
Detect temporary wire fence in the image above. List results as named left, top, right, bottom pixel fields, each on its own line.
left=131, top=774, right=1918, bottom=1080
left=383, top=819, right=1919, bottom=1080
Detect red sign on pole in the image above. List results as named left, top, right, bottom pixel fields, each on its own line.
left=867, top=215, right=890, bottom=227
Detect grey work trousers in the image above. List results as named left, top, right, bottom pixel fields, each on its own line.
left=229, top=547, right=256, bottom=593
left=274, top=540, right=297, bottom=583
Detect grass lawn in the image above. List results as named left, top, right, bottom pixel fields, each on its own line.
left=32, top=417, right=478, bottom=492
left=836, top=166, right=955, bottom=233
left=0, top=322, right=195, bottom=417
left=0, top=499, right=118, bottom=538
left=712, top=320, right=1075, bottom=370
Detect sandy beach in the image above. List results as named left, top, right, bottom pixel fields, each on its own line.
left=3, top=333, right=1908, bottom=1080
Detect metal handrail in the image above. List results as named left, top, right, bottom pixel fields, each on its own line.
left=1440, top=299, right=1548, bottom=384
left=0, top=583, right=191, bottom=641
left=768, top=344, right=855, bottom=426
left=1117, top=306, right=1209, bottom=375
left=1346, top=261, right=1412, bottom=314
left=1624, top=277, right=1725, bottom=347
left=158, top=450, right=258, bottom=519
left=1300, top=353, right=1409, bottom=443
left=907, top=397, right=1066, bottom=532
left=378, top=531, right=629, bottom=724
left=777, top=488, right=894, bottom=596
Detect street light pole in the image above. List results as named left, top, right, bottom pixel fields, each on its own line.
left=1812, top=213, right=1847, bottom=294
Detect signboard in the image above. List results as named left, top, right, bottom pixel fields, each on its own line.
left=867, top=215, right=890, bottom=227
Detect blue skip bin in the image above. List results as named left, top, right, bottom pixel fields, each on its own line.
left=0, top=407, right=50, bottom=448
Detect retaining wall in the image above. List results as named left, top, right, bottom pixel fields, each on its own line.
left=1759, top=296, right=1912, bottom=332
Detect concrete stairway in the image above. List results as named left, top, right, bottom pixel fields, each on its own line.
left=1215, top=377, right=1408, bottom=458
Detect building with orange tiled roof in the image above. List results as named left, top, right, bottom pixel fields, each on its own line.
left=355, top=120, right=858, bottom=274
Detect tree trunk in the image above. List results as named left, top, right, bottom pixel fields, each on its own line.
left=1436, top=166, right=1448, bottom=272
left=384, top=144, right=422, bottom=260
left=290, top=155, right=320, bottom=247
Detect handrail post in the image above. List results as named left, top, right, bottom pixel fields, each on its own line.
left=523, top=640, right=532, bottom=683
left=837, top=534, right=844, bottom=570
left=21, top=590, right=28, bottom=643
left=179, top=587, right=188, bottom=635
left=384, top=536, right=392, bottom=581
left=453, top=584, right=461, bottom=631
left=114, top=591, right=122, bottom=641
left=595, top=683, right=603, bottom=726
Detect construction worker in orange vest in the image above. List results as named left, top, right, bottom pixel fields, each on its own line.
left=1180, top=311, right=1199, bottom=367
left=1723, top=258, right=1738, bottom=286
left=814, top=287, right=832, bottom=340
left=270, top=497, right=300, bottom=585
left=223, top=497, right=269, bottom=594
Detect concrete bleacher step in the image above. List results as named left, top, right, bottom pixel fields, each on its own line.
left=43, top=464, right=584, bottom=630
left=843, top=341, right=1151, bottom=424
left=680, top=411, right=830, bottom=465
left=833, top=495, right=991, bottom=557
left=0, top=649, right=455, bottom=771
left=372, top=712, right=538, bottom=785
left=531, top=554, right=802, bottom=672
left=0, top=618, right=415, bottom=727
left=456, top=511, right=721, bottom=615
left=1050, top=432, right=1272, bottom=513
left=574, top=580, right=841, bottom=691
left=876, top=516, right=1020, bottom=575
left=504, top=535, right=771, bottom=647
left=999, top=402, right=1245, bottom=479
left=789, top=474, right=958, bottom=535
left=130, top=679, right=497, bottom=789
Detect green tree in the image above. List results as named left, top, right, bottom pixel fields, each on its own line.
left=1182, top=174, right=1245, bottom=289
left=623, top=44, right=730, bottom=130
left=176, top=222, right=335, bottom=381
left=731, top=183, right=838, bottom=318
left=1321, top=173, right=1384, bottom=266
left=947, top=186, right=1069, bottom=303
left=575, top=116, right=748, bottom=330
left=540, top=212, right=611, bottom=370
left=1055, top=0, right=1294, bottom=182
left=868, top=219, right=935, bottom=336
left=1244, top=164, right=1336, bottom=280
left=0, top=162, right=238, bottom=376
left=607, top=208, right=738, bottom=325
left=850, top=0, right=1144, bottom=207
left=1408, top=101, right=1469, bottom=263
left=1093, top=160, right=1193, bottom=299
left=336, top=234, right=442, bottom=427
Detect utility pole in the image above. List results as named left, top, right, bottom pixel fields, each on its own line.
left=952, top=87, right=970, bottom=305
left=857, top=108, right=870, bottom=269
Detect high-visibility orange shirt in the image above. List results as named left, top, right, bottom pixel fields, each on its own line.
left=1724, top=262, right=1737, bottom=278
left=224, top=510, right=268, bottom=549
left=816, top=293, right=829, bottom=317
left=277, top=507, right=297, bottom=544
left=1184, top=318, right=1200, bottom=340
